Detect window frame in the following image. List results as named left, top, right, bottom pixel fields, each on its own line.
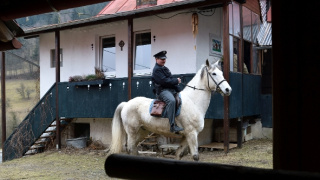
left=229, top=2, right=261, bottom=75
left=100, top=35, right=116, bottom=77
left=50, top=48, right=63, bottom=68
left=133, top=30, right=152, bottom=76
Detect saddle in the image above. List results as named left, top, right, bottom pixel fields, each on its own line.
left=150, top=93, right=181, bottom=117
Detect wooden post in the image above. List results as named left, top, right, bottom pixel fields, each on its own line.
left=237, top=118, right=242, bottom=148
left=222, top=2, right=230, bottom=154
left=1, top=51, right=6, bottom=162
left=55, top=30, right=61, bottom=149
left=127, top=18, right=133, bottom=100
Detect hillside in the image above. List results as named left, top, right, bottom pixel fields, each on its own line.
left=15, top=2, right=108, bottom=30
left=0, top=79, right=39, bottom=144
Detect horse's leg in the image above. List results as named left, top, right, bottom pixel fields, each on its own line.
left=126, top=133, right=139, bottom=155
left=185, top=131, right=200, bottom=161
left=125, top=126, right=140, bottom=155
left=175, top=137, right=189, bottom=160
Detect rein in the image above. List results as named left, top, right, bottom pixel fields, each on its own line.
left=181, top=67, right=226, bottom=95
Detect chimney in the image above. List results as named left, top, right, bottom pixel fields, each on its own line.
left=136, top=0, right=157, bottom=9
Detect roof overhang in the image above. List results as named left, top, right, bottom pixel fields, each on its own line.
left=0, top=20, right=24, bottom=50
left=0, top=0, right=111, bottom=21
left=21, top=0, right=231, bottom=38
left=0, top=0, right=111, bottom=50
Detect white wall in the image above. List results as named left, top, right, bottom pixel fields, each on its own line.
left=69, top=118, right=112, bottom=146
left=39, top=8, right=223, bottom=97
left=196, top=8, right=223, bottom=70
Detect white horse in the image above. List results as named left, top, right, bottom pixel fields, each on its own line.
left=108, top=59, right=231, bottom=161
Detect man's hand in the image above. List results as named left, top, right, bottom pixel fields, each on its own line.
left=177, top=78, right=181, bottom=84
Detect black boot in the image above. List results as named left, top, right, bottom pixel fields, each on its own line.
left=170, top=124, right=184, bottom=133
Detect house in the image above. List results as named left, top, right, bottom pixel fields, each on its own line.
left=4, top=0, right=271, bottom=161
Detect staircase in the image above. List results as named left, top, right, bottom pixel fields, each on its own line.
left=24, top=118, right=72, bottom=156
left=3, top=84, right=58, bottom=161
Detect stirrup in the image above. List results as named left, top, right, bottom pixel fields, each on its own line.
left=170, top=125, right=184, bottom=133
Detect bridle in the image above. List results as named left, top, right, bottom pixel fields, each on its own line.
left=182, top=66, right=227, bottom=95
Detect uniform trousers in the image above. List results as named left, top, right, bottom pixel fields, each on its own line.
left=158, top=89, right=176, bottom=126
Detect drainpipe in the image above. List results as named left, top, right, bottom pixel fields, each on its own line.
left=127, top=18, right=133, bottom=100
left=222, top=3, right=230, bottom=154
left=1, top=51, right=6, bottom=162
left=55, top=30, right=61, bottom=149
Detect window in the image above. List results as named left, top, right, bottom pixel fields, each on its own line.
left=134, top=31, right=151, bottom=74
left=229, top=2, right=244, bottom=73
left=50, top=49, right=63, bottom=68
left=252, top=44, right=261, bottom=74
left=229, top=2, right=241, bottom=37
left=101, top=36, right=116, bottom=74
left=230, top=36, right=241, bottom=73
left=242, top=7, right=261, bottom=75
left=244, top=40, right=251, bottom=73
left=243, top=7, right=252, bottom=42
left=74, top=123, right=90, bottom=139
left=252, top=12, right=260, bottom=44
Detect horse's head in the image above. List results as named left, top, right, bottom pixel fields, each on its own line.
left=203, top=59, right=232, bottom=96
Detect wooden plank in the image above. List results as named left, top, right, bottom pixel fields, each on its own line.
left=199, top=142, right=237, bottom=150
left=159, top=144, right=179, bottom=150
left=141, top=142, right=157, bottom=146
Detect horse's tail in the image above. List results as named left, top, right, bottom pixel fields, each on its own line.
left=108, top=102, right=127, bottom=155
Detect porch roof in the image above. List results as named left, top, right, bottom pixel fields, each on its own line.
left=98, top=0, right=184, bottom=14
left=20, top=0, right=230, bottom=37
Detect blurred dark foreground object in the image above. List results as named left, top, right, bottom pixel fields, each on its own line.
left=105, top=154, right=320, bottom=180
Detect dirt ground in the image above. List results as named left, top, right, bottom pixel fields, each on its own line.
left=0, top=139, right=272, bottom=180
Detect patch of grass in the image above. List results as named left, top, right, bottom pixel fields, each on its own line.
left=201, top=139, right=273, bottom=169
left=0, top=149, right=109, bottom=180
left=0, top=139, right=272, bottom=179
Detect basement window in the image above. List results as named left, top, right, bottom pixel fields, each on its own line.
left=74, top=123, right=90, bottom=139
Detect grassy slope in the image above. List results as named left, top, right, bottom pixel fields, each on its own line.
left=1, top=79, right=39, bottom=134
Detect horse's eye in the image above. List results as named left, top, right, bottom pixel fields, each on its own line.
left=212, top=73, right=216, bottom=75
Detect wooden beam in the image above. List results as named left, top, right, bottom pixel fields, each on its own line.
left=222, top=2, right=230, bottom=153
left=127, top=18, right=133, bottom=100
left=0, top=38, right=22, bottom=51
left=55, top=30, right=61, bottom=149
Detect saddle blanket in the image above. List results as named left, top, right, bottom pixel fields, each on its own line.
left=149, top=94, right=182, bottom=118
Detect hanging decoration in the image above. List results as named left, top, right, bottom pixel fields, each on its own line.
left=192, top=13, right=198, bottom=38
left=119, top=40, right=125, bottom=51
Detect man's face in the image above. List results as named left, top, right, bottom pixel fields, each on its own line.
left=156, top=58, right=166, bottom=66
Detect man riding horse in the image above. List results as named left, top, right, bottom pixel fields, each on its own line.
left=152, top=50, right=184, bottom=133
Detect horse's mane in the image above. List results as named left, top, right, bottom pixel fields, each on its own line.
left=200, top=66, right=206, bottom=79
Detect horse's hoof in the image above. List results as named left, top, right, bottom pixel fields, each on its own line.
left=104, top=148, right=110, bottom=153
left=193, top=154, right=199, bottom=161
left=178, top=152, right=184, bottom=159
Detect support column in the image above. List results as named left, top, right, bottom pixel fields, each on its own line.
left=222, top=3, right=230, bottom=153
left=127, top=18, right=133, bottom=100
left=1, top=51, right=6, bottom=162
left=55, top=31, right=61, bottom=149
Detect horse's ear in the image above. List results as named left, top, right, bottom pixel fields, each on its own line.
left=213, top=60, right=219, bottom=67
left=206, top=59, right=210, bottom=67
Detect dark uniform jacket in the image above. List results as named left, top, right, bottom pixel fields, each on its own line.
left=152, top=63, right=181, bottom=95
